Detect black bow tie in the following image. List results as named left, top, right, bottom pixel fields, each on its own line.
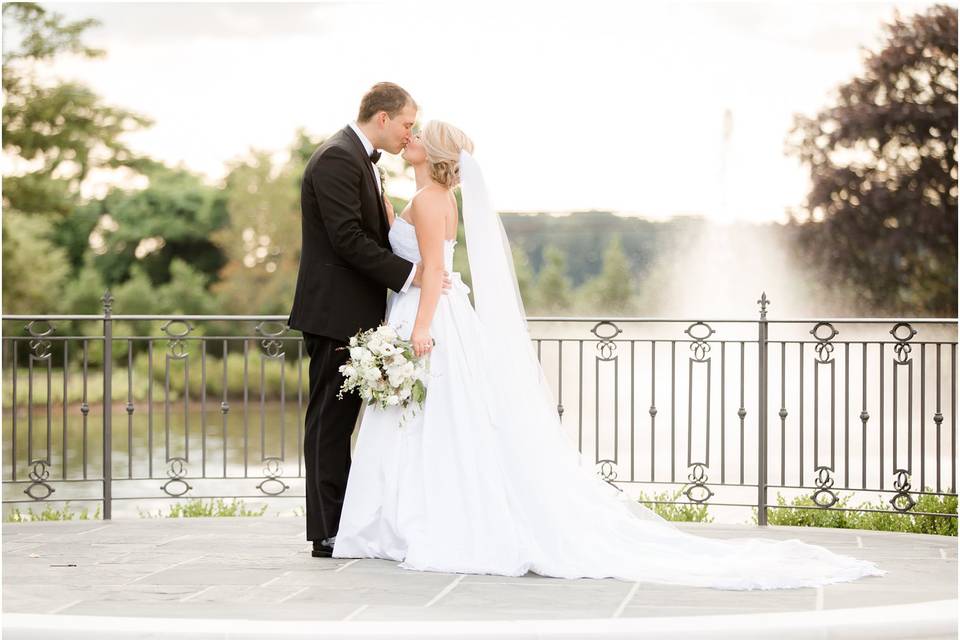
left=369, top=149, right=381, bottom=164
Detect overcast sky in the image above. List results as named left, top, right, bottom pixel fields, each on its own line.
left=30, top=0, right=941, bottom=222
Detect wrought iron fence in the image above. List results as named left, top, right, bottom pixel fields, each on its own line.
left=2, top=291, right=957, bottom=524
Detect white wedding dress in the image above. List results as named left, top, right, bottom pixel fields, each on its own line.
left=332, top=156, right=887, bottom=590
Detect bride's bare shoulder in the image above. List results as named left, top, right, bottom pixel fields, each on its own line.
left=409, top=186, right=451, bottom=222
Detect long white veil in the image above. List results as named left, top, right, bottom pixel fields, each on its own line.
left=458, top=150, right=667, bottom=524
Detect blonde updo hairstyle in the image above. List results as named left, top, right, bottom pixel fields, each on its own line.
left=421, top=120, right=475, bottom=189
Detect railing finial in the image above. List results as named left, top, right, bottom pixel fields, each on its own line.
left=101, top=289, right=114, bottom=317
left=757, top=291, right=770, bottom=319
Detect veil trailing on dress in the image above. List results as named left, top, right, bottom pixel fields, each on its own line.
left=458, top=150, right=665, bottom=523
left=452, top=150, right=886, bottom=588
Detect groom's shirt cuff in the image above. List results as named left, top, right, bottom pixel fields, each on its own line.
left=399, top=263, right=417, bottom=293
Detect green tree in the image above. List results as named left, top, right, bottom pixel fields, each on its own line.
left=785, top=4, right=958, bottom=315
left=80, top=165, right=228, bottom=289
left=2, top=3, right=153, bottom=215
left=1, top=211, right=71, bottom=313
left=535, top=245, right=573, bottom=314
left=577, top=236, right=637, bottom=314
left=511, top=244, right=539, bottom=311
left=212, top=136, right=314, bottom=315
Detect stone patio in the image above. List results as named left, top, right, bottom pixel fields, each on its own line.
left=2, top=517, right=956, bottom=639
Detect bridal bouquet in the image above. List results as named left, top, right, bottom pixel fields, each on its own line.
left=336, top=323, right=429, bottom=427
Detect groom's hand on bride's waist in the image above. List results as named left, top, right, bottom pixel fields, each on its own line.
left=411, top=263, right=452, bottom=294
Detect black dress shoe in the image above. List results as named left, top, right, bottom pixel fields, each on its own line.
left=312, top=539, right=334, bottom=558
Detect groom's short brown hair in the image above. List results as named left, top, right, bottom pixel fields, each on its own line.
left=358, top=82, right=416, bottom=123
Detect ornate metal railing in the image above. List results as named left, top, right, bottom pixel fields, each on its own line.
left=2, top=291, right=957, bottom=524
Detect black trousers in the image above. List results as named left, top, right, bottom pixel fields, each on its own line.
left=302, top=331, right=361, bottom=542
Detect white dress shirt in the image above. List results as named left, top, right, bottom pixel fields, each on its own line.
left=348, top=122, right=416, bottom=294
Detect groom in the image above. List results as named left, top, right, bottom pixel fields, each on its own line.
left=287, top=82, right=450, bottom=558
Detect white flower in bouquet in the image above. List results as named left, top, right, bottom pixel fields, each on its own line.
left=336, top=323, right=431, bottom=428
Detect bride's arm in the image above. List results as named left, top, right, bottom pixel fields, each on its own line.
left=409, top=191, right=447, bottom=357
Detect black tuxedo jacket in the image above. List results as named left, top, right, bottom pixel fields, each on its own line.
left=287, top=125, right=414, bottom=342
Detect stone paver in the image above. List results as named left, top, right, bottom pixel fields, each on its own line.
left=2, top=517, right=956, bottom=637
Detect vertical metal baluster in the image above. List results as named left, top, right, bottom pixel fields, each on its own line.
left=222, top=339, right=229, bottom=478
left=46, top=334, right=52, bottom=468
left=629, top=340, right=634, bottom=481
left=260, top=344, right=266, bottom=464
left=62, top=340, right=68, bottom=479
left=935, top=343, right=942, bottom=493
left=814, top=342, right=819, bottom=471
left=183, top=337, right=190, bottom=463
left=757, top=297, right=769, bottom=526
left=127, top=340, right=133, bottom=479
left=861, top=342, right=867, bottom=489
left=147, top=340, right=153, bottom=479
left=670, top=339, right=676, bottom=483
left=844, top=342, right=850, bottom=488
left=951, top=343, right=956, bottom=493
left=82, top=340, right=89, bottom=480
left=781, top=342, right=786, bottom=486
left=879, top=342, right=884, bottom=491
left=12, top=340, right=18, bottom=481
left=921, top=343, right=926, bottom=490
left=594, top=343, right=599, bottom=464
left=614, top=340, right=619, bottom=467
left=831, top=340, right=836, bottom=472
left=799, top=341, right=803, bottom=487
left=280, top=340, right=287, bottom=463
left=28, top=333, right=33, bottom=467
left=650, top=339, right=656, bottom=483
left=243, top=337, right=249, bottom=478
left=721, top=341, right=725, bottom=484
left=102, top=291, right=113, bottom=520
left=557, top=339, right=564, bottom=423
left=164, top=339, right=170, bottom=465
left=739, top=341, right=745, bottom=485
left=578, top=340, right=583, bottom=453
left=201, top=340, right=207, bottom=478
left=907, top=339, right=913, bottom=476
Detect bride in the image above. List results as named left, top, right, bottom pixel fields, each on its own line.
left=332, top=120, right=887, bottom=589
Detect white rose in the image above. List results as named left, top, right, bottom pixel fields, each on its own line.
left=340, top=364, right=356, bottom=378
left=385, top=394, right=400, bottom=406
left=349, top=346, right=365, bottom=361
left=377, top=325, right=397, bottom=339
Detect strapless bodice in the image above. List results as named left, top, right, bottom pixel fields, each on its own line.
left=388, top=217, right=456, bottom=271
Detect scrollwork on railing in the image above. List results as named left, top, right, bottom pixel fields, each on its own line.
left=889, top=469, right=917, bottom=512
left=682, top=462, right=714, bottom=503
left=256, top=457, right=291, bottom=496
left=683, top=322, right=715, bottom=362
left=161, top=320, right=194, bottom=359
left=591, top=321, right=621, bottom=361
left=812, top=465, right=839, bottom=508
left=255, top=321, right=288, bottom=358
left=160, top=457, right=193, bottom=497
left=810, top=321, right=839, bottom=363
left=23, top=459, right=55, bottom=500
left=26, top=319, right=55, bottom=359
left=890, top=322, right=917, bottom=364
left=596, top=459, right=621, bottom=491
